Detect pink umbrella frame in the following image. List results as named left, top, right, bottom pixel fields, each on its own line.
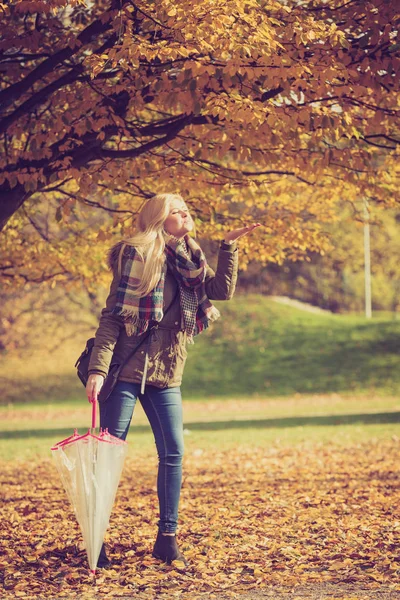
left=51, top=401, right=127, bottom=450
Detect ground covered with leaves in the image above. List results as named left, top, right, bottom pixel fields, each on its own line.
left=1, top=438, right=400, bottom=599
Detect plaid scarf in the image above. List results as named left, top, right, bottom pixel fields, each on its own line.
left=111, top=235, right=220, bottom=343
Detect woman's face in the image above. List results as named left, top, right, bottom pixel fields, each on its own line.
left=163, top=198, right=193, bottom=238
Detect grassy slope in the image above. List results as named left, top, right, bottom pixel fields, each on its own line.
left=1, top=295, right=400, bottom=405
left=182, top=295, right=400, bottom=397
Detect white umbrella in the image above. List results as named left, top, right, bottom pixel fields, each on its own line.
left=51, top=402, right=128, bottom=573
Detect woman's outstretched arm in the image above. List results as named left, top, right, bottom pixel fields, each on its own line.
left=204, top=240, right=239, bottom=301
left=205, top=223, right=261, bottom=300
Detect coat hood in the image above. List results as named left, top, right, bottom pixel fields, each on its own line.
left=107, top=241, right=125, bottom=272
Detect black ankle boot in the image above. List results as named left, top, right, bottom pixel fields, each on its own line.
left=152, top=532, right=188, bottom=566
left=97, top=543, right=111, bottom=569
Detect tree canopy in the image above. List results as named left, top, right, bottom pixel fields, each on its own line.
left=0, top=0, right=399, bottom=290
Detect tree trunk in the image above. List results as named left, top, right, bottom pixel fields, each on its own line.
left=0, top=185, right=34, bottom=231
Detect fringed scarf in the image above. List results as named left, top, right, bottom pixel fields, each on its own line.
left=110, top=235, right=220, bottom=343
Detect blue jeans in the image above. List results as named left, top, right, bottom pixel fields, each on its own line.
left=99, top=380, right=184, bottom=534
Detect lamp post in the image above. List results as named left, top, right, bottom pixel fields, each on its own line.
left=363, top=198, right=372, bottom=318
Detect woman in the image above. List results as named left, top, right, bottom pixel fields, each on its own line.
left=86, top=192, right=260, bottom=568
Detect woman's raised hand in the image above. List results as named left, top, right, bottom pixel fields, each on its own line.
left=86, top=373, right=105, bottom=404
left=224, top=223, right=261, bottom=244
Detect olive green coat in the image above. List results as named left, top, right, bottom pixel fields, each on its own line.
left=88, top=240, right=238, bottom=389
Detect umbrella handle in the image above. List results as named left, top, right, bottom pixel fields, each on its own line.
left=91, top=400, right=97, bottom=430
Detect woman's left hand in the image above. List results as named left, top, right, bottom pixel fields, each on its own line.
left=224, top=223, right=262, bottom=244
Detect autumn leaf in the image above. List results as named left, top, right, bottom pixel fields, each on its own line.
left=1, top=438, right=400, bottom=598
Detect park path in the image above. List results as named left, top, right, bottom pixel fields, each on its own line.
left=270, top=296, right=333, bottom=315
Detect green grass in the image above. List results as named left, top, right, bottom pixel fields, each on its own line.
left=182, top=295, right=400, bottom=397
left=1, top=294, right=400, bottom=406
left=0, top=394, right=399, bottom=461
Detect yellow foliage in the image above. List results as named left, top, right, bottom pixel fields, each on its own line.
left=0, top=0, right=399, bottom=289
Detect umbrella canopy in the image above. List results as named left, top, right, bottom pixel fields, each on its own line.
left=51, top=402, right=128, bottom=572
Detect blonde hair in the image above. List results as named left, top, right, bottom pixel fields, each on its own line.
left=108, top=193, right=195, bottom=297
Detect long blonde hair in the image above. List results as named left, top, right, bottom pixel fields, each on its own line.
left=108, top=193, right=194, bottom=297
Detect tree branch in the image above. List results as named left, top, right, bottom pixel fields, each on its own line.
left=21, top=206, right=51, bottom=242
left=0, top=0, right=125, bottom=112
left=178, top=153, right=314, bottom=185
left=361, top=137, right=396, bottom=150
left=0, top=32, right=122, bottom=136
left=56, top=189, right=137, bottom=215
left=99, top=114, right=197, bottom=160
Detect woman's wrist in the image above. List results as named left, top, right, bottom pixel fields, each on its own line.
left=221, top=239, right=237, bottom=251
left=88, top=370, right=106, bottom=379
